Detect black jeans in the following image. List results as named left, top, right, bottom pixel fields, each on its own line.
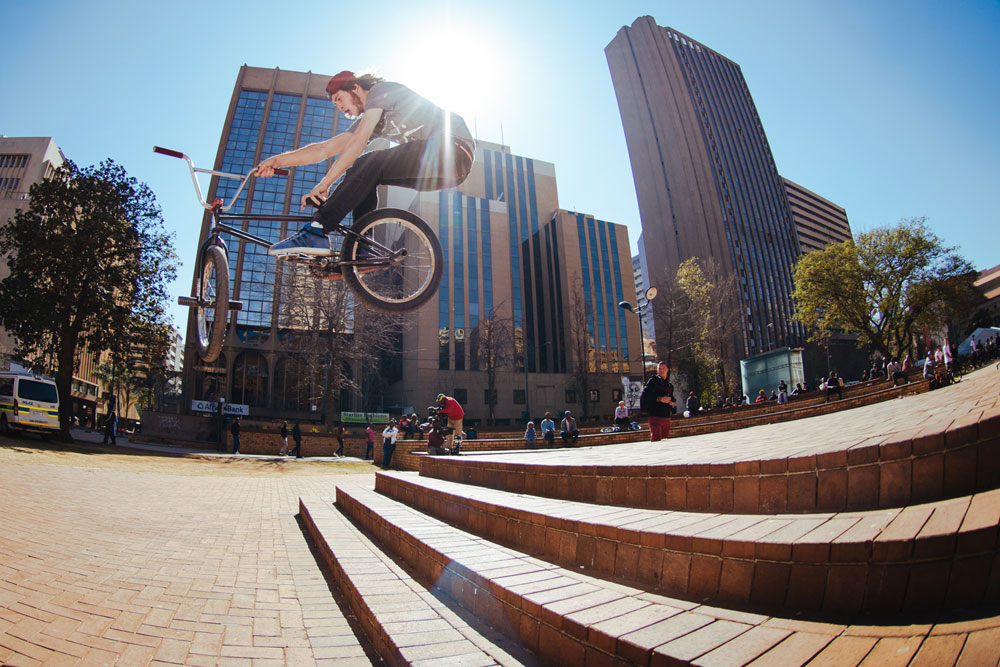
left=315, top=134, right=473, bottom=232
left=382, top=441, right=396, bottom=469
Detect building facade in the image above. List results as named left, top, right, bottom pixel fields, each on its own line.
left=782, top=177, right=852, bottom=254
left=606, top=17, right=806, bottom=358
left=182, top=67, right=641, bottom=424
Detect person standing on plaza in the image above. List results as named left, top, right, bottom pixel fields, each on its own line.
left=436, top=393, right=465, bottom=451
left=230, top=417, right=241, bottom=454
left=103, top=411, right=117, bottom=446
left=335, top=421, right=345, bottom=457
left=540, top=412, right=556, bottom=447
left=381, top=420, right=399, bottom=469
left=279, top=421, right=290, bottom=456
left=290, top=421, right=303, bottom=458
left=560, top=410, right=579, bottom=446
left=641, top=361, right=676, bottom=442
left=364, top=423, right=375, bottom=460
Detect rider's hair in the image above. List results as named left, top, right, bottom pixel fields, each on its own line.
left=339, top=71, right=384, bottom=93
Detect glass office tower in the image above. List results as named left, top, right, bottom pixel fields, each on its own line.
left=607, top=16, right=805, bottom=357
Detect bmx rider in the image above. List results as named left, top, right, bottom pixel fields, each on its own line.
left=257, top=71, right=476, bottom=258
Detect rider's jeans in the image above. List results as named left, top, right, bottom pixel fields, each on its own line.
left=314, top=134, right=473, bottom=232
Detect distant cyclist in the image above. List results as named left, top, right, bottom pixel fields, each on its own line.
left=258, top=70, right=475, bottom=258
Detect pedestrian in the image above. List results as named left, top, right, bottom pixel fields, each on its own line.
left=364, top=423, right=375, bottom=460
left=279, top=421, right=289, bottom=456
left=290, top=421, right=303, bottom=458
left=524, top=421, right=537, bottom=449
left=335, top=421, right=345, bottom=457
left=540, top=411, right=556, bottom=447
left=685, top=392, right=700, bottom=417
left=102, top=412, right=117, bottom=446
left=560, top=410, right=579, bottom=446
left=426, top=420, right=447, bottom=455
left=231, top=417, right=241, bottom=454
left=777, top=380, right=788, bottom=404
left=381, top=420, right=398, bottom=469
left=436, top=393, right=465, bottom=452
left=640, top=361, right=676, bottom=442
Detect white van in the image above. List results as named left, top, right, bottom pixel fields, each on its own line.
left=0, top=372, right=60, bottom=437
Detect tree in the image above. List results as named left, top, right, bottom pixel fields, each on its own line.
left=792, top=217, right=979, bottom=361
left=567, top=285, right=597, bottom=419
left=0, top=159, right=177, bottom=437
left=469, top=306, right=515, bottom=426
left=275, top=262, right=406, bottom=422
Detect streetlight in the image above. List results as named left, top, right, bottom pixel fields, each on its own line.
left=619, top=286, right=658, bottom=384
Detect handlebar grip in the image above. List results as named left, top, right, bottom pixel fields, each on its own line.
left=273, top=168, right=289, bottom=176
left=153, top=146, right=184, bottom=159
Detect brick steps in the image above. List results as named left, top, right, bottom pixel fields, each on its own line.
left=375, top=471, right=1000, bottom=615
left=324, top=485, right=1000, bottom=666
left=417, top=382, right=1000, bottom=514
left=299, top=496, right=532, bottom=666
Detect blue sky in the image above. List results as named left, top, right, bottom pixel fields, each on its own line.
left=2, top=0, right=998, bottom=330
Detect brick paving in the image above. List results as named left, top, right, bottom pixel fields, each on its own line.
left=0, top=450, right=376, bottom=666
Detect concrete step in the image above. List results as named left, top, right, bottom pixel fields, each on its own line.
left=328, top=484, right=1000, bottom=666
left=375, top=471, right=1000, bottom=615
left=299, top=496, right=537, bottom=666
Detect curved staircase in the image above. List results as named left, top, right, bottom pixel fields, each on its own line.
left=300, top=366, right=1000, bottom=666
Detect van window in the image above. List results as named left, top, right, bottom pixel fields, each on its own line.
left=17, top=380, right=58, bottom=404
left=0, top=377, right=13, bottom=396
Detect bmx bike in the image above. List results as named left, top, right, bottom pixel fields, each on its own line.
left=599, top=421, right=643, bottom=434
left=155, top=147, right=443, bottom=363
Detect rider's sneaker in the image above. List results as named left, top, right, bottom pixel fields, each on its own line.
left=268, top=223, right=332, bottom=258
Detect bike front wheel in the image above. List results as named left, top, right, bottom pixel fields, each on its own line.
left=196, top=244, right=229, bottom=362
left=340, top=208, right=443, bottom=313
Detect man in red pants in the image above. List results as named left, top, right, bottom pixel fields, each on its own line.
left=641, top=361, right=676, bottom=442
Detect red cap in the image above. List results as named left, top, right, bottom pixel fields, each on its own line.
left=326, top=70, right=355, bottom=97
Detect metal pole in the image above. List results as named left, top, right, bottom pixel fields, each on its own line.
left=637, top=305, right=647, bottom=385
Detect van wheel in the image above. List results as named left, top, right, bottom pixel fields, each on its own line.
left=1, top=414, right=10, bottom=436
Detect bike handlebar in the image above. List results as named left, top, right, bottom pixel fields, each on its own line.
left=153, top=146, right=289, bottom=211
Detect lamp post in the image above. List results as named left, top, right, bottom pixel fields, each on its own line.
left=618, top=286, right=658, bottom=385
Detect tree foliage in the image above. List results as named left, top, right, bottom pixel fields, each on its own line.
left=275, top=262, right=406, bottom=420
left=792, top=217, right=979, bottom=360
left=653, top=257, right=741, bottom=402
left=470, top=306, right=516, bottom=425
left=0, top=159, right=177, bottom=436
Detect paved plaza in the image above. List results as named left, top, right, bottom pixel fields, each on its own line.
left=0, top=444, right=377, bottom=666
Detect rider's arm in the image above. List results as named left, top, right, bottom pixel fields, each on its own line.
left=257, top=133, right=352, bottom=176
left=304, top=109, right=383, bottom=207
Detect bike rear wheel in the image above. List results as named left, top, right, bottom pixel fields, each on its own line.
left=196, top=244, right=229, bottom=362
left=340, top=208, right=443, bottom=313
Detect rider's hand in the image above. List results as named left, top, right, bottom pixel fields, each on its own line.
left=301, top=186, right=327, bottom=210
left=257, top=157, right=282, bottom=178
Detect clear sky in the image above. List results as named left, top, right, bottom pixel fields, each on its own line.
left=2, top=0, right=998, bottom=330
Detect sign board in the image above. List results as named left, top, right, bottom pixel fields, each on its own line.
left=191, top=400, right=249, bottom=416
left=341, top=411, right=390, bottom=425
left=621, top=376, right=642, bottom=411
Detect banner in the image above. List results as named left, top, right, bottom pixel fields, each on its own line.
left=621, top=376, right=642, bottom=411
left=341, top=411, right=390, bottom=425
left=190, top=400, right=249, bottom=416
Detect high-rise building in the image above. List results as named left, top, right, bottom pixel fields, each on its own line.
left=606, top=17, right=805, bottom=357
left=182, top=67, right=641, bottom=423
left=782, top=177, right=852, bottom=254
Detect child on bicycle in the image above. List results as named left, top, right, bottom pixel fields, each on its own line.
left=257, top=71, right=475, bottom=258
